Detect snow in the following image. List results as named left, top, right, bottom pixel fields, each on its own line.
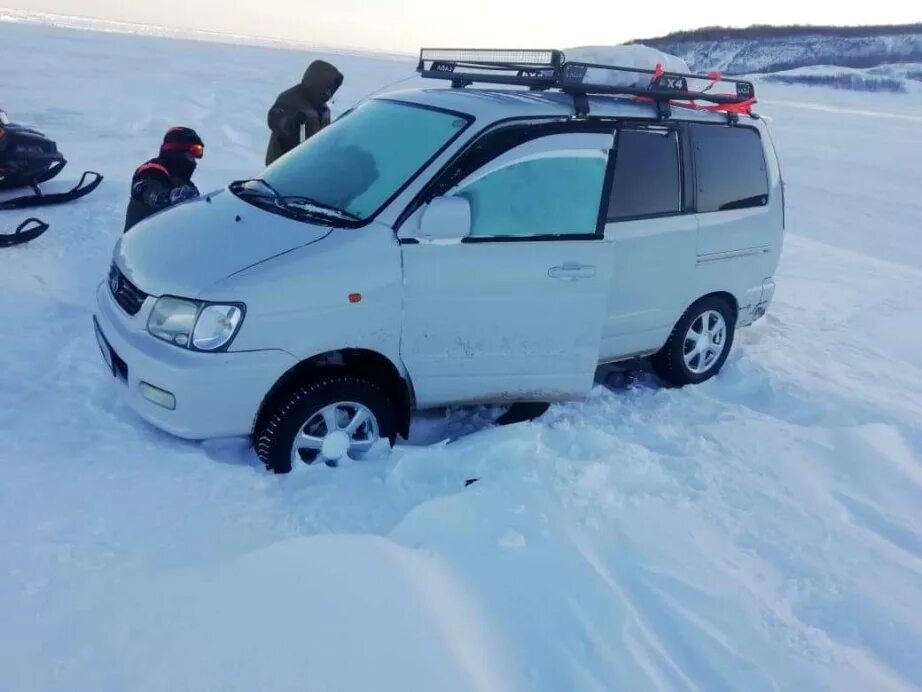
left=565, top=45, right=690, bottom=74
left=3, top=22, right=922, bottom=691
left=27, top=534, right=518, bottom=691
left=562, top=46, right=691, bottom=90
left=752, top=64, right=922, bottom=97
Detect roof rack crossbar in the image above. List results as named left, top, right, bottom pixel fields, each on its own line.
left=416, top=48, right=757, bottom=115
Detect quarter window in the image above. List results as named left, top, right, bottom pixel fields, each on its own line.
left=692, top=125, right=769, bottom=212
left=607, top=129, right=681, bottom=221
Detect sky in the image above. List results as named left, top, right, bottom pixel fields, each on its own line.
left=6, top=0, right=921, bottom=52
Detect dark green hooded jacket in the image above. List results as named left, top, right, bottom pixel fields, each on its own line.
left=265, top=60, right=343, bottom=165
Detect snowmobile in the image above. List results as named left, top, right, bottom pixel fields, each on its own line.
left=0, top=217, right=49, bottom=248
left=0, top=108, right=103, bottom=211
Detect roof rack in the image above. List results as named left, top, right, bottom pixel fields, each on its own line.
left=417, top=48, right=756, bottom=120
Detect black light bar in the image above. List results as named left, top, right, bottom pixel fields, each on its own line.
left=419, top=48, right=563, bottom=66
left=417, top=48, right=564, bottom=89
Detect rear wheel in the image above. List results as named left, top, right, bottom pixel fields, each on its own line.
left=255, top=375, right=397, bottom=473
left=651, top=296, right=736, bottom=386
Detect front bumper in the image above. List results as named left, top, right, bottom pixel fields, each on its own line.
left=93, top=281, right=297, bottom=440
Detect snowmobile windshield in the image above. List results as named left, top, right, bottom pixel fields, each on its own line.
left=0, top=110, right=9, bottom=126
left=257, top=99, right=473, bottom=224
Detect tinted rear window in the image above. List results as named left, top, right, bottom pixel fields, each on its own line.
left=607, top=129, right=681, bottom=220
left=693, top=125, right=769, bottom=212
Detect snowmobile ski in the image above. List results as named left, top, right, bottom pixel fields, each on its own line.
left=0, top=171, right=103, bottom=210
left=0, top=217, right=49, bottom=248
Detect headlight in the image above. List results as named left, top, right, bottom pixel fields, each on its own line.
left=147, top=297, right=245, bottom=351
left=148, top=297, right=199, bottom=347
left=192, top=304, right=244, bottom=351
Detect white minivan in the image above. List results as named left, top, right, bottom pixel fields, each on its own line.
left=94, top=50, right=784, bottom=472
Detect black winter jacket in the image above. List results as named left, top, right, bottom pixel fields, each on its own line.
left=265, top=60, right=343, bottom=165
left=124, top=157, right=198, bottom=232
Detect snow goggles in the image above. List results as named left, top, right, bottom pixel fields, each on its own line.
left=161, top=142, right=205, bottom=159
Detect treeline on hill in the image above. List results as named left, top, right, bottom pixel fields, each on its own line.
left=758, top=52, right=922, bottom=73
left=765, top=74, right=907, bottom=93
left=632, top=23, right=922, bottom=43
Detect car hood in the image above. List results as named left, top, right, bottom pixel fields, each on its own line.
left=115, top=189, right=332, bottom=298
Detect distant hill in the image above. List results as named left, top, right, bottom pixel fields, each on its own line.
left=631, top=24, right=922, bottom=74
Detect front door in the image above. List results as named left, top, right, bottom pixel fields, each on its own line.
left=399, top=129, right=615, bottom=408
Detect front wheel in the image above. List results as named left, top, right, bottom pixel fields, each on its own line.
left=651, top=297, right=736, bottom=387
left=254, top=375, right=397, bottom=473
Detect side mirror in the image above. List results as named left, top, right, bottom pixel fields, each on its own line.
left=417, top=196, right=471, bottom=243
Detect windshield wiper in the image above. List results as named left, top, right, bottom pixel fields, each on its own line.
left=230, top=182, right=360, bottom=225
left=278, top=196, right=361, bottom=222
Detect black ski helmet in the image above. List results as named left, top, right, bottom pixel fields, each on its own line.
left=159, top=127, right=203, bottom=180
left=160, top=127, right=204, bottom=158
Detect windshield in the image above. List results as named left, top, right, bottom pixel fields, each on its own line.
left=257, top=100, right=472, bottom=223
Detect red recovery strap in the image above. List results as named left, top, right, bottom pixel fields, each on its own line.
left=631, top=94, right=757, bottom=117
left=643, top=68, right=755, bottom=112
left=700, top=97, right=757, bottom=115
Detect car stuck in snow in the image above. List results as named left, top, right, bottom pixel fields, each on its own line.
left=93, top=49, right=784, bottom=472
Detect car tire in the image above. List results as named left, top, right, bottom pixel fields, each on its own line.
left=650, top=296, right=736, bottom=387
left=254, top=375, right=397, bottom=474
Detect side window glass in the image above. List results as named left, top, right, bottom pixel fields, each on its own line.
left=693, top=125, right=769, bottom=212
left=449, top=133, right=609, bottom=238
left=607, top=129, right=681, bottom=221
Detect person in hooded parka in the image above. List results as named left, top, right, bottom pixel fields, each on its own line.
left=265, top=60, right=344, bottom=165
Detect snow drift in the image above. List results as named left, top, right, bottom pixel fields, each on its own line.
left=566, top=45, right=691, bottom=73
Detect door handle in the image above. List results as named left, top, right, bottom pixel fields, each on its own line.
left=548, top=263, right=596, bottom=281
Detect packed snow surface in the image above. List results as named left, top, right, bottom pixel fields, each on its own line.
left=2, top=22, right=922, bottom=692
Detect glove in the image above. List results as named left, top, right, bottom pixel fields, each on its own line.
left=168, top=185, right=199, bottom=205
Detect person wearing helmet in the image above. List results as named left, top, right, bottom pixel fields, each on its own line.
left=265, top=60, right=343, bottom=165
left=124, top=127, right=204, bottom=232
